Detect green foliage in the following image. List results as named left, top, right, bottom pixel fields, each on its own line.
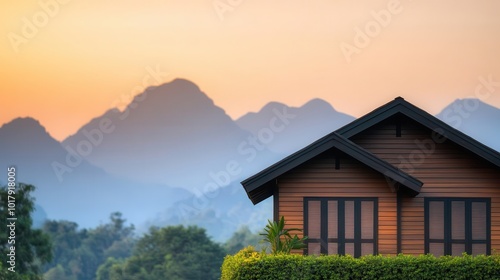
left=96, top=257, right=124, bottom=280
left=224, top=226, right=263, bottom=255
left=43, top=264, right=74, bottom=280
left=42, top=212, right=135, bottom=280
left=0, top=184, right=52, bottom=279
left=260, top=216, right=307, bottom=255
left=99, top=225, right=226, bottom=280
left=0, top=262, right=36, bottom=280
left=221, top=248, right=500, bottom=280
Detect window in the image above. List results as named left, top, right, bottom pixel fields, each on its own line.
left=425, top=198, right=490, bottom=256
left=304, top=198, right=377, bottom=257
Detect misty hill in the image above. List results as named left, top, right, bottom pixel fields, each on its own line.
left=236, top=98, right=355, bottom=154
left=436, top=99, right=500, bottom=152
left=62, top=79, right=278, bottom=193
left=145, top=182, right=272, bottom=241
left=0, top=117, right=191, bottom=228
left=4, top=80, right=500, bottom=240
left=60, top=80, right=358, bottom=237
left=138, top=97, right=357, bottom=240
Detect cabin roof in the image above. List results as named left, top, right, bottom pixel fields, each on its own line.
left=242, top=132, right=423, bottom=205
left=336, top=97, right=500, bottom=167
left=241, top=97, right=500, bottom=205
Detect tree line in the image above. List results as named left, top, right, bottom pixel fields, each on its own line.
left=0, top=184, right=262, bottom=280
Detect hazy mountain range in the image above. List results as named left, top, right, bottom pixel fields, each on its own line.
left=1, top=78, right=499, bottom=240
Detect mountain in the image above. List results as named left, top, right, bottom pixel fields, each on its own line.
left=135, top=97, right=357, bottom=241
left=236, top=99, right=355, bottom=154
left=436, top=99, right=500, bottom=152
left=0, top=117, right=191, bottom=228
left=5, top=81, right=499, bottom=239
left=58, top=80, right=358, bottom=237
left=62, top=78, right=276, bottom=193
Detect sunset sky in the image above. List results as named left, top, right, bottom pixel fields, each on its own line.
left=1, top=0, right=500, bottom=141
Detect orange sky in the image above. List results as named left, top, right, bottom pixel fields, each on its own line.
left=1, top=0, right=500, bottom=141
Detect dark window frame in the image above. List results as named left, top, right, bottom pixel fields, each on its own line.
left=424, top=197, right=491, bottom=256
left=304, top=197, right=378, bottom=257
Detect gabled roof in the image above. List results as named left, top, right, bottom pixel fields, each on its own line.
left=336, top=97, right=500, bottom=167
left=242, top=131, right=423, bottom=205
left=242, top=97, right=500, bottom=205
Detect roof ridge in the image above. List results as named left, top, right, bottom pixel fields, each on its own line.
left=242, top=96, right=500, bottom=205
left=336, top=97, right=500, bottom=166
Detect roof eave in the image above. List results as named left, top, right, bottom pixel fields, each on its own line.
left=242, top=131, right=423, bottom=205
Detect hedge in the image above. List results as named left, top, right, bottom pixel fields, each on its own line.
left=221, top=247, right=500, bottom=280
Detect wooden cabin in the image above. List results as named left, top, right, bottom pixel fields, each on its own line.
left=241, top=97, right=500, bottom=256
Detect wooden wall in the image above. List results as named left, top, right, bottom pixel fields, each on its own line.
left=278, top=153, right=399, bottom=255
left=277, top=116, right=500, bottom=256
left=350, top=117, right=500, bottom=255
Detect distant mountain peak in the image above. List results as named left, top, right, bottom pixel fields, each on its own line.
left=144, top=78, right=201, bottom=94
left=439, top=98, right=498, bottom=114
left=1, top=117, right=48, bottom=136
left=236, top=98, right=355, bottom=154
left=127, top=78, right=216, bottom=115
left=61, top=78, right=250, bottom=192
left=452, top=97, right=491, bottom=106
left=436, top=98, right=500, bottom=152
left=168, top=78, right=201, bottom=89
left=2, top=116, right=41, bottom=127
left=302, top=98, right=336, bottom=111
left=254, top=98, right=336, bottom=115
left=259, top=101, right=287, bottom=112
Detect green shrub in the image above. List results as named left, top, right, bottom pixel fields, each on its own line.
left=221, top=247, right=500, bottom=280
left=260, top=216, right=307, bottom=255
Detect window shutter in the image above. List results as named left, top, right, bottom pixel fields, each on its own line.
left=328, top=201, right=338, bottom=239
left=361, top=201, right=374, bottom=239
left=308, top=243, right=321, bottom=255
left=328, top=243, right=338, bottom=255
left=429, top=243, right=444, bottom=256
left=451, top=243, right=465, bottom=256
left=305, top=198, right=377, bottom=257
left=361, top=243, right=373, bottom=255
left=308, top=200, right=321, bottom=239
left=472, top=244, right=487, bottom=256
left=345, top=201, right=355, bottom=239
left=471, top=202, right=487, bottom=240
left=429, top=201, right=444, bottom=239
left=345, top=243, right=355, bottom=256
left=451, top=201, right=465, bottom=240
left=426, top=198, right=490, bottom=256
